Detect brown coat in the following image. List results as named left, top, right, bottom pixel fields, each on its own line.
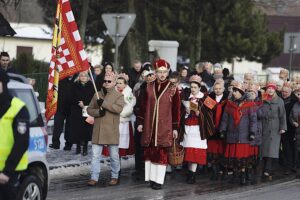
left=87, top=88, right=125, bottom=145
left=138, top=80, right=180, bottom=147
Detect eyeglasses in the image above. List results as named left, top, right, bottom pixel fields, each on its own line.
left=103, top=80, right=112, bottom=83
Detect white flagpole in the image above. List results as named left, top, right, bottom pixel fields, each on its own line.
left=88, top=68, right=100, bottom=100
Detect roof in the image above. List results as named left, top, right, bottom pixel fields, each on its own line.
left=255, top=0, right=300, bottom=17
left=10, top=22, right=52, bottom=40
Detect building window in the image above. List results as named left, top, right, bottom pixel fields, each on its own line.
left=16, top=46, right=33, bottom=57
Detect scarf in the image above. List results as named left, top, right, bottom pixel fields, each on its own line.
left=225, top=100, right=255, bottom=127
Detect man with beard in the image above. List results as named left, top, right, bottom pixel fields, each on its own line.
left=137, top=59, right=180, bottom=190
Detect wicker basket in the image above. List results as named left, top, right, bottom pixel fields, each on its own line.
left=168, top=139, right=184, bottom=166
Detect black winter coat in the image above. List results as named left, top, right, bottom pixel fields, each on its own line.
left=69, top=81, right=95, bottom=143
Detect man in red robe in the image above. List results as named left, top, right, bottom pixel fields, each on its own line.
left=137, top=59, right=180, bottom=190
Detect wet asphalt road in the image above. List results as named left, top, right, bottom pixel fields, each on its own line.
left=47, top=164, right=299, bottom=200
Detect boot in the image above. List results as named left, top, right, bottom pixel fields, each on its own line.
left=76, top=143, right=81, bottom=154
left=210, top=164, right=218, bottom=181
left=187, top=171, right=196, bottom=184
left=229, top=170, right=238, bottom=184
left=82, top=142, right=88, bottom=156
left=246, top=167, right=257, bottom=185
left=221, top=168, right=229, bottom=181
left=240, top=170, right=246, bottom=185
left=151, top=182, right=162, bottom=190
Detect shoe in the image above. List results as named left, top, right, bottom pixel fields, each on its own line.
left=149, top=181, right=154, bottom=187
left=262, top=172, right=272, bottom=181
left=76, top=144, right=81, bottom=154
left=240, top=171, right=246, bottom=185
left=63, top=145, right=72, bottom=151
left=187, top=171, right=196, bottom=184
left=108, top=178, right=119, bottom=186
left=49, top=144, right=60, bottom=149
left=82, top=143, right=88, bottom=156
left=229, top=171, right=238, bottom=184
left=87, top=180, right=97, bottom=186
left=151, top=182, right=162, bottom=190
left=210, top=165, right=218, bottom=181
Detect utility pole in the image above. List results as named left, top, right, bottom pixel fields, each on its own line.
left=288, top=34, right=297, bottom=80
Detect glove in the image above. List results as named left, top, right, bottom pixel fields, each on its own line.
left=97, top=99, right=104, bottom=107
left=219, top=131, right=226, bottom=139
left=99, top=108, right=106, bottom=117
left=249, top=132, right=255, bottom=141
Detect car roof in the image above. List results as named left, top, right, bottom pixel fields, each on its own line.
left=8, top=79, right=33, bottom=89
left=7, top=73, right=33, bottom=90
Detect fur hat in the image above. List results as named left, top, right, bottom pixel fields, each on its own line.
left=118, top=73, right=129, bottom=82
left=153, top=59, right=170, bottom=71
left=233, top=82, right=245, bottom=94
left=104, top=71, right=117, bottom=81
left=189, top=75, right=202, bottom=85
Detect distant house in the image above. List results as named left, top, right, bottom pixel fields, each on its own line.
left=256, top=1, right=300, bottom=70
left=1, top=22, right=53, bottom=62
left=224, top=2, right=300, bottom=78
left=0, top=0, right=102, bottom=66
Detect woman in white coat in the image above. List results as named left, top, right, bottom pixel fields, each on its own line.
left=116, top=74, right=136, bottom=156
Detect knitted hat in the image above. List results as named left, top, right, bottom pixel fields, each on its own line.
left=266, top=81, right=277, bottom=90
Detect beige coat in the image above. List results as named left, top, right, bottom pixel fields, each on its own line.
left=87, top=88, right=125, bottom=145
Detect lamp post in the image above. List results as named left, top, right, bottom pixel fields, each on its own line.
left=288, top=34, right=297, bottom=80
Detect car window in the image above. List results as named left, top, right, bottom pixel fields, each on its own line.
left=8, top=88, right=39, bottom=124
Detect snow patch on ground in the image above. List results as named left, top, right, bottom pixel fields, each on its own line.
left=47, top=134, right=135, bottom=178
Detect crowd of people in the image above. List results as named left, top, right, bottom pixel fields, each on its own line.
left=3, top=48, right=299, bottom=191
left=45, top=57, right=300, bottom=190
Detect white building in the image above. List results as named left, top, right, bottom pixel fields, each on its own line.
left=0, top=1, right=102, bottom=66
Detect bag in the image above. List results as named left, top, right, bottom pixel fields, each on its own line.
left=168, top=139, right=184, bottom=166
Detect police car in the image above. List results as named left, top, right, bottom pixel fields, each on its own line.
left=7, top=73, right=49, bottom=200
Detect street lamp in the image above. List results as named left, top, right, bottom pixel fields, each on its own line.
left=289, top=34, right=297, bottom=80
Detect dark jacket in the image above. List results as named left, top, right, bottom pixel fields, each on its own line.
left=282, top=95, right=297, bottom=140
left=200, top=70, right=215, bottom=88
left=57, top=78, right=73, bottom=114
left=69, top=81, right=95, bottom=143
left=128, top=68, right=141, bottom=89
left=289, top=101, right=300, bottom=151
left=220, top=99, right=257, bottom=144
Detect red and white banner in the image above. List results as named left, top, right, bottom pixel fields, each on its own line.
left=45, top=0, right=90, bottom=121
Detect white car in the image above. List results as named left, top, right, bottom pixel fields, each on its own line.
left=7, top=73, right=49, bottom=200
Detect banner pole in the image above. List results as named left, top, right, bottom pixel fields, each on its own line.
left=88, top=68, right=100, bottom=100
